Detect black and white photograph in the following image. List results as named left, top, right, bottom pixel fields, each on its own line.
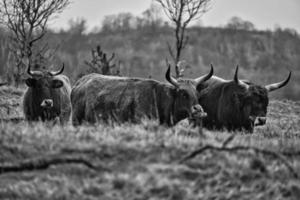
left=0, top=0, right=299, bottom=199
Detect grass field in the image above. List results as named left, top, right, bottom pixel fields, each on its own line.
left=0, top=86, right=300, bottom=200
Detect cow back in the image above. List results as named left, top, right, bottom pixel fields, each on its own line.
left=71, top=73, right=175, bottom=125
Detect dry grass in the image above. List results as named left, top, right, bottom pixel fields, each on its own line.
left=0, top=87, right=300, bottom=199
left=0, top=86, right=24, bottom=121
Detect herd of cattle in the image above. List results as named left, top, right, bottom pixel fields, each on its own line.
left=22, top=62, right=291, bottom=132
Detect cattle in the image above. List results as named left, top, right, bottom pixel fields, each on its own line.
left=71, top=64, right=214, bottom=126
left=23, top=64, right=71, bottom=124
left=180, top=65, right=291, bottom=132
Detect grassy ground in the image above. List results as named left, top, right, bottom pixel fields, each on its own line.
left=0, top=87, right=300, bottom=200
left=0, top=86, right=23, bottom=121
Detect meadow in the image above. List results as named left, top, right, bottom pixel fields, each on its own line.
left=0, top=2, right=299, bottom=199
left=0, top=86, right=300, bottom=199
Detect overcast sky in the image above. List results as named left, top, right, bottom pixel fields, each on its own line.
left=49, top=0, right=300, bottom=32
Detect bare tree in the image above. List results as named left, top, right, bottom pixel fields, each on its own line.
left=0, top=0, right=69, bottom=86
left=84, top=45, right=120, bottom=76
left=156, top=0, right=211, bottom=77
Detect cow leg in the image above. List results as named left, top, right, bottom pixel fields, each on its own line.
left=60, top=107, right=71, bottom=125
left=72, top=104, right=85, bottom=126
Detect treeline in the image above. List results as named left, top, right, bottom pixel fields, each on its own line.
left=0, top=12, right=299, bottom=100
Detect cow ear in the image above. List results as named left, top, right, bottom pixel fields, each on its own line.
left=25, top=78, right=36, bottom=87
left=51, top=80, right=63, bottom=88
left=196, top=83, right=205, bottom=93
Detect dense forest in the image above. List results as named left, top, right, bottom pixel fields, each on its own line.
left=0, top=12, right=299, bottom=100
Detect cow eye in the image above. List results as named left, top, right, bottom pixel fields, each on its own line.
left=182, top=92, right=189, bottom=99
left=252, top=103, right=261, bottom=110
left=51, top=80, right=63, bottom=88
left=25, top=78, right=37, bottom=87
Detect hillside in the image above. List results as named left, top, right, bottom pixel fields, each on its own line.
left=0, top=26, right=299, bottom=100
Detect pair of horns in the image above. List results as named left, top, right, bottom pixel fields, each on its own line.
left=165, top=62, right=214, bottom=88
left=234, top=65, right=291, bottom=92
left=27, top=64, right=65, bottom=76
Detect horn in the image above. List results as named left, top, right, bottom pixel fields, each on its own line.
left=165, top=61, right=179, bottom=88
left=24, top=59, right=43, bottom=76
left=27, top=64, right=43, bottom=76
left=27, top=63, right=34, bottom=76
left=265, top=71, right=291, bottom=92
left=22, top=58, right=32, bottom=76
left=50, top=63, right=64, bottom=76
left=234, top=65, right=240, bottom=84
left=233, top=65, right=249, bottom=88
left=194, top=64, right=214, bottom=85
left=25, top=58, right=35, bottom=76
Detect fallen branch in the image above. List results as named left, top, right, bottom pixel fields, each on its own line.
left=0, top=117, right=24, bottom=123
left=221, top=134, right=235, bottom=147
left=0, top=154, right=108, bottom=175
left=282, top=150, right=300, bottom=157
left=0, top=82, right=8, bottom=87
left=180, top=144, right=299, bottom=178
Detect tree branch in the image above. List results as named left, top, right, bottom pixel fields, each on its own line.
left=156, top=0, right=211, bottom=77
left=0, top=154, right=109, bottom=175
left=0, top=0, right=69, bottom=85
left=180, top=144, right=299, bottom=178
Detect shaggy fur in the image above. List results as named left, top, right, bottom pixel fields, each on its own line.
left=23, top=72, right=71, bottom=124
left=71, top=73, right=201, bottom=126
left=181, top=76, right=270, bottom=132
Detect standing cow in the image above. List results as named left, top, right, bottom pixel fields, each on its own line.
left=180, top=65, right=291, bottom=132
left=71, top=64, right=213, bottom=126
left=23, top=64, right=71, bottom=124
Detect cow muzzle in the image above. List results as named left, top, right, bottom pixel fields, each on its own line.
left=191, top=104, right=207, bottom=119
left=41, top=99, right=53, bottom=108
left=254, top=117, right=267, bottom=126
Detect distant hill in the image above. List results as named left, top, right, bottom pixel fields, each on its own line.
left=0, top=26, right=299, bottom=100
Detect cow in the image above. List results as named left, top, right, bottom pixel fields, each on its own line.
left=23, top=64, right=71, bottom=124
left=71, top=64, right=214, bottom=126
left=180, top=65, right=291, bottom=132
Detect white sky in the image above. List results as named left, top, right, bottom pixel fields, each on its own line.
left=49, top=0, right=300, bottom=32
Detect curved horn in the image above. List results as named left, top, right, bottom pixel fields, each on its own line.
left=23, top=58, right=33, bottom=76
left=165, top=62, right=180, bottom=88
left=27, top=64, right=34, bottom=76
left=233, top=65, right=249, bottom=88
left=194, top=64, right=214, bottom=85
left=25, top=59, right=43, bottom=77
left=265, top=71, right=291, bottom=92
left=50, top=63, right=64, bottom=76
left=27, top=64, right=43, bottom=76
left=234, top=65, right=240, bottom=84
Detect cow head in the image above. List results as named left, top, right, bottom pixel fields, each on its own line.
left=229, top=65, right=291, bottom=131
left=25, top=64, right=65, bottom=121
left=165, top=63, right=213, bottom=122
